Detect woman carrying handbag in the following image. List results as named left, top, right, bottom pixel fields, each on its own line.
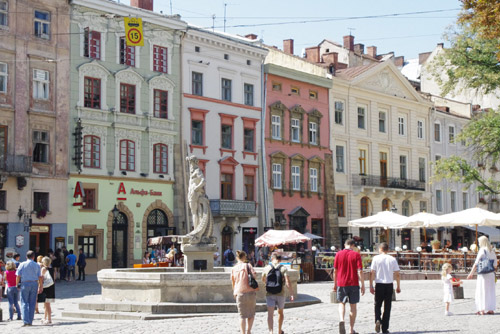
left=40, top=257, right=55, bottom=325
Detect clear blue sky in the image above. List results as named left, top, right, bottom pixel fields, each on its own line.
left=120, top=0, right=461, bottom=59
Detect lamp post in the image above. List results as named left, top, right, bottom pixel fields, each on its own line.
left=18, top=206, right=33, bottom=232
left=112, top=204, right=119, bottom=223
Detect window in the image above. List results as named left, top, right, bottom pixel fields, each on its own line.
left=448, top=126, right=455, bottom=143
left=83, top=135, right=100, bottom=168
left=359, top=149, right=367, bottom=175
left=153, top=89, right=168, bottom=119
left=244, top=128, right=254, bottom=152
left=272, top=163, right=282, bottom=189
left=310, top=168, right=318, bottom=192
left=191, top=120, right=203, bottom=145
left=192, top=72, right=203, bottom=96
left=417, top=120, right=424, bottom=139
left=244, top=83, right=254, bottom=106
left=309, top=90, right=318, bottom=100
left=34, top=10, right=50, bottom=39
left=291, top=86, right=299, bottom=95
left=224, top=54, right=229, bottom=60
left=334, top=101, right=343, bottom=125
left=84, top=77, right=100, bottom=109
left=34, top=192, right=49, bottom=212
left=0, top=1, right=8, bottom=27
left=309, top=122, right=318, bottom=145
left=119, top=139, right=135, bottom=171
left=78, top=236, right=96, bottom=258
left=379, top=111, right=386, bottom=133
left=291, top=165, right=300, bottom=191
left=271, top=115, right=281, bottom=140
left=33, top=69, right=49, bottom=100
left=221, top=78, right=232, bottom=101
left=435, top=155, right=441, bottom=161
left=402, top=200, right=410, bottom=217
left=195, top=46, right=200, bottom=52
left=291, top=118, right=300, bottom=142
left=434, top=123, right=441, bottom=142
left=336, top=146, right=344, bottom=173
left=336, top=195, right=345, bottom=217
left=33, top=130, right=49, bottom=163
left=221, top=124, right=232, bottom=149
left=462, top=192, right=468, bottom=209
left=120, top=83, right=135, bottom=114
left=436, top=190, right=443, bottom=211
left=221, top=173, right=233, bottom=199
left=0, top=190, right=5, bottom=210
left=153, top=143, right=168, bottom=174
left=83, top=28, right=101, bottom=60
left=398, top=116, right=405, bottom=136
left=272, top=82, right=282, bottom=91
left=357, top=107, right=365, bottom=129
left=244, top=175, right=254, bottom=201
left=360, top=197, right=369, bottom=217
left=82, top=188, right=96, bottom=210
left=119, top=37, right=135, bottom=66
left=400, top=155, right=407, bottom=179
left=420, top=201, right=427, bottom=212
left=382, top=198, right=390, bottom=211
left=0, top=62, right=6, bottom=93
left=419, top=157, right=425, bottom=182
left=153, top=45, right=168, bottom=73
left=246, top=60, right=251, bottom=66
left=0, top=125, right=6, bottom=166
left=451, top=191, right=456, bottom=212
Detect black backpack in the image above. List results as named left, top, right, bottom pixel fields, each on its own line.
left=266, top=264, right=283, bottom=294
left=227, top=251, right=235, bottom=262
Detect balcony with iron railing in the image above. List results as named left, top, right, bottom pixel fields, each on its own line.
left=0, top=155, right=33, bottom=175
left=209, top=199, right=257, bottom=217
left=352, top=174, right=425, bottom=191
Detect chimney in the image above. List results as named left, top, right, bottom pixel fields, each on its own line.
left=393, top=56, right=404, bottom=67
left=437, top=43, right=444, bottom=49
left=322, top=52, right=338, bottom=66
left=418, top=52, right=432, bottom=65
left=305, top=46, right=320, bottom=63
left=366, top=46, right=377, bottom=58
left=283, top=39, right=294, bottom=55
left=245, top=34, right=258, bottom=40
left=130, top=0, right=153, bottom=10
left=343, top=35, right=354, bottom=51
left=354, top=43, right=364, bottom=54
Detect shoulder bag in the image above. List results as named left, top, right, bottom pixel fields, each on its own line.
left=42, top=268, right=54, bottom=288
left=477, top=251, right=495, bottom=275
left=247, top=264, right=259, bottom=289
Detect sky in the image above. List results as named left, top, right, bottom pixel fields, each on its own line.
left=119, top=0, right=462, bottom=60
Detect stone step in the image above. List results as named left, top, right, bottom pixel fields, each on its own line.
left=62, top=310, right=219, bottom=321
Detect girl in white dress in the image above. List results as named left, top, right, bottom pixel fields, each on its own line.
left=467, top=236, right=498, bottom=315
left=442, top=263, right=459, bottom=316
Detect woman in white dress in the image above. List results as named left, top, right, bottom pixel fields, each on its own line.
left=467, top=236, right=498, bottom=315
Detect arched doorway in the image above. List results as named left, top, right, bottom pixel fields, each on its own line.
left=147, top=209, right=169, bottom=238
left=112, top=212, right=128, bottom=268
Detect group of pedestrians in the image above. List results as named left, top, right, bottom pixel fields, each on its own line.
left=54, top=247, right=87, bottom=282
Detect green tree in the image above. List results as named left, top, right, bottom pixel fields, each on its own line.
left=433, top=111, right=500, bottom=195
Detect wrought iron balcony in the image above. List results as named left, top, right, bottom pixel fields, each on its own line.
left=0, top=155, right=33, bottom=175
left=352, top=174, right=425, bottom=191
left=210, top=199, right=257, bottom=217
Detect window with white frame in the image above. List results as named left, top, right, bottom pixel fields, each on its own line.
left=357, top=106, right=365, bottom=129
left=379, top=111, right=386, bottom=133
left=221, top=78, right=232, bottom=102
left=462, top=192, right=468, bottom=209
left=33, top=130, right=49, bottom=163
left=0, top=1, right=7, bottom=27
left=335, top=101, right=343, bottom=125
left=310, top=168, right=318, bottom=192
left=451, top=191, right=456, bottom=212
left=119, top=37, right=135, bottom=66
left=417, top=120, right=424, bottom=139
left=152, top=45, right=168, bottom=73
left=291, top=165, right=300, bottom=191
left=436, top=189, right=443, bottom=211
left=244, top=83, right=254, bottom=106
left=398, top=116, right=405, bottom=136
left=434, top=123, right=441, bottom=142
left=402, top=200, right=410, bottom=217
left=0, top=62, right=6, bottom=93
left=309, top=122, right=317, bottom=145
left=271, top=115, right=281, bottom=140
left=272, top=163, right=282, bottom=189
left=291, top=118, right=300, bottom=142
left=448, top=126, right=455, bottom=143
left=399, top=155, right=407, bottom=180
left=33, top=69, right=49, bottom=100
left=34, top=10, right=50, bottom=39
left=192, top=71, right=203, bottom=96
left=336, top=146, right=344, bottom=173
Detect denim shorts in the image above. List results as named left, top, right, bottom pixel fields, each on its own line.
left=337, top=286, right=360, bottom=304
left=266, top=295, right=285, bottom=309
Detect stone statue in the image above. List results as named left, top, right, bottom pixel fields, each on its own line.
left=184, top=155, right=215, bottom=244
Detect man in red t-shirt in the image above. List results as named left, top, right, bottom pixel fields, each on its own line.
left=334, top=239, right=365, bottom=334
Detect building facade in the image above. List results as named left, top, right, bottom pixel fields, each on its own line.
left=67, top=0, right=186, bottom=273
left=332, top=61, right=433, bottom=251
left=0, top=0, right=70, bottom=261
left=181, top=28, right=267, bottom=254
left=264, top=44, right=338, bottom=247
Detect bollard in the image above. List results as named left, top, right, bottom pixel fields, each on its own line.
left=418, top=252, right=421, bottom=272
left=453, top=286, right=464, bottom=299
left=330, top=290, right=340, bottom=304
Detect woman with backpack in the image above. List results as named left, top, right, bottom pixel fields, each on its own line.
left=231, top=250, right=258, bottom=334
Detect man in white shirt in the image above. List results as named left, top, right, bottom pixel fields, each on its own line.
left=369, top=243, right=401, bottom=334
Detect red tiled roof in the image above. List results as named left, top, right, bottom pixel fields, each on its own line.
left=335, top=63, right=379, bottom=80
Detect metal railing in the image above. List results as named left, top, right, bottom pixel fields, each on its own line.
left=0, top=155, right=32, bottom=175
left=352, top=174, right=425, bottom=191
left=209, top=199, right=257, bottom=217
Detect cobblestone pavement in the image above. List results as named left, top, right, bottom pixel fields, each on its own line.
left=1, top=276, right=500, bottom=333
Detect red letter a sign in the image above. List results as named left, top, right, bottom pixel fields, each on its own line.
left=118, top=182, right=127, bottom=195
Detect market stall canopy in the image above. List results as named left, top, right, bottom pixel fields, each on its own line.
left=348, top=211, right=409, bottom=229
left=255, top=229, right=311, bottom=247
left=303, top=232, right=323, bottom=240
left=147, top=235, right=180, bottom=246
left=429, top=207, right=500, bottom=227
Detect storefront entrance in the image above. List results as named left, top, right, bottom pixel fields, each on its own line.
left=30, top=225, right=50, bottom=257
left=112, top=212, right=128, bottom=268
left=242, top=227, right=257, bottom=254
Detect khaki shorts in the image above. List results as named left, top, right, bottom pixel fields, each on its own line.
left=266, top=294, right=285, bottom=309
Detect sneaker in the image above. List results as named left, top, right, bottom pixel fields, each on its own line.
left=375, top=320, right=381, bottom=333
left=445, top=311, right=453, bottom=316
left=339, top=321, right=346, bottom=334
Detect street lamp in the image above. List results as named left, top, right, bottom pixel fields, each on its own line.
left=112, top=204, right=119, bottom=222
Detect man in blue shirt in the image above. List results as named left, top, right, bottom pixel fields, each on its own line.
left=66, top=249, right=77, bottom=282
left=16, top=250, right=42, bottom=326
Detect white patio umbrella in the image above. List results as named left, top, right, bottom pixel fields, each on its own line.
left=405, top=212, right=441, bottom=242
left=349, top=211, right=410, bottom=243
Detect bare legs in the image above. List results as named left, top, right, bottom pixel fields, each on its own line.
left=338, top=303, right=357, bottom=334
left=43, top=302, right=52, bottom=324
left=240, top=317, right=254, bottom=334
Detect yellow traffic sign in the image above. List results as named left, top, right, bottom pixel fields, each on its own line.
left=124, top=17, right=144, bottom=47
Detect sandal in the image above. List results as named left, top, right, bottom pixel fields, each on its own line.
left=487, top=311, right=494, bottom=315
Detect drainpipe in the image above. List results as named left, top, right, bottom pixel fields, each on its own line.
left=260, top=64, right=269, bottom=228
left=179, top=29, right=189, bottom=234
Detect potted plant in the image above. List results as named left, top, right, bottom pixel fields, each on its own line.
left=479, top=198, right=486, bottom=204
left=431, top=240, right=441, bottom=250
left=362, top=256, right=372, bottom=269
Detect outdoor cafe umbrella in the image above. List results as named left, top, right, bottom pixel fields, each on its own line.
left=255, top=229, right=311, bottom=247
left=348, top=211, right=410, bottom=243
left=405, top=212, right=440, bottom=242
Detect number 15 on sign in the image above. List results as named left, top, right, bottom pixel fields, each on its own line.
left=124, top=17, right=144, bottom=47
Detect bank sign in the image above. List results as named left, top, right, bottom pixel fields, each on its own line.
left=117, top=182, right=162, bottom=201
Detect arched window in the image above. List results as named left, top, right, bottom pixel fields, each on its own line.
left=402, top=200, right=411, bottom=217
left=361, top=197, right=370, bottom=217
left=153, top=143, right=168, bottom=174
left=147, top=209, right=169, bottom=237
left=84, top=135, right=100, bottom=168
left=382, top=198, right=391, bottom=211
left=120, top=139, right=135, bottom=171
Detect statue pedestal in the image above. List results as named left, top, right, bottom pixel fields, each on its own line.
left=181, top=243, right=217, bottom=273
